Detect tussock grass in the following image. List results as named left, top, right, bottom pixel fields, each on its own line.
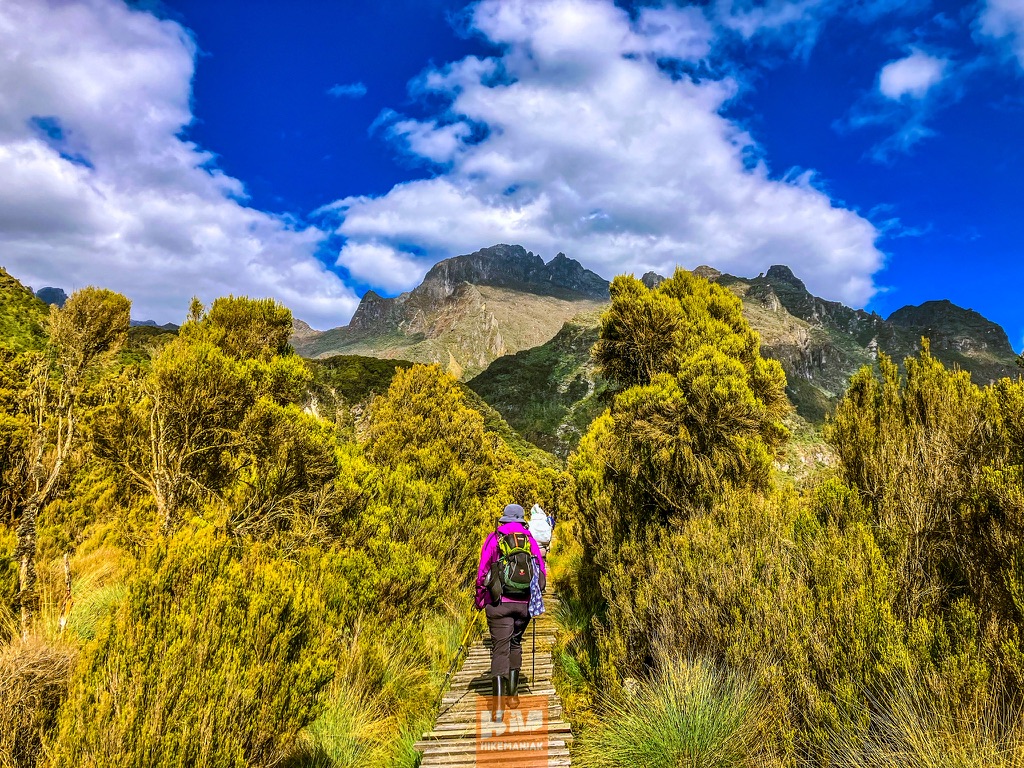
left=297, top=682, right=396, bottom=768
left=575, top=657, right=767, bottom=768
left=33, top=545, right=124, bottom=643
left=0, top=638, right=75, bottom=768
left=295, top=605, right=470, bottom=768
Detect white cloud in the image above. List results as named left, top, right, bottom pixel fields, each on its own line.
left=327, top=82, right=368, bottom=98
left=0, top=0, right=357, bottom=328
left=335, top=241, right=424, bottom=293
left=878, top=50, right=948, bottom=99
left=977, top=0, right=1024, bottom=67
left=838, top=48, right=952, bottom=161
left=325, top=0, right=883, bottom=306
left=713, top=0, right=925, bottom=56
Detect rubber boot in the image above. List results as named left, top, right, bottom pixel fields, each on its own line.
left=508, top=668, right=521, bottom=708
left=491, top=675, right=505, bottom=723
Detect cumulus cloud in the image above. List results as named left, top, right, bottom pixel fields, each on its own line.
left=327, top=82, right=368, bottom=98
left=977, top=0, right=1024, bottom=67
left=0, top=0, right=357, bottom=328
left=323, top=0, right=883, bottom=306
left=878, top=50, right=948, bottom=99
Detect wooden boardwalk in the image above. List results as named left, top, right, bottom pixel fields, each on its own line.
left=415, top=593, right=572, bottom=767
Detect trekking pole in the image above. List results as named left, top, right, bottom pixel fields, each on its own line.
left=532, top=619, right=536, bottom=682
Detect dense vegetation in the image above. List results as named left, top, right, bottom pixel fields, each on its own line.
left=555, top=269, right=1024, bottom=766
left=468, top=311, right=608, bottom=458
left=0, top=276, right=563, bottom=768
left=3, top=262, right=1023, bottom=768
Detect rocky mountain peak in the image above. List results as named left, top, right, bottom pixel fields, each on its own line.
left=418, top=244, right=609, bottom=300
left=291, top=317, right=319, bottom=345
left=35, top=286, right=68, bottom=307
left=888, top=299, right=1014, bottom=357
left=544, top=252, right=610, bottom=297
left=421, top=244, right=542, bottom=295
left=764, top=265, right=807, bottom=292
left=641, top=271, right=666, bottom=289
left=693, top=265, right=722, bottom=281
left=348, top=288, right=403, bottom=332
left=292, top=244, right=610, bottom=378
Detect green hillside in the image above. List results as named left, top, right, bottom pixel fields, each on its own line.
left=308, top=353, right=558, bottom=467
left=0, top=267, right=49, bottom=350
left=468, top=311, right=608, bottom=457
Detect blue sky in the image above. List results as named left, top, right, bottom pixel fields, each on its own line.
left=0, top=0, right=1021, bottom=349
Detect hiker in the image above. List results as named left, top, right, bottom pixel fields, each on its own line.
left=475, top=503, right=547, bottom=722
left=529, top=503, right=553, bottom=557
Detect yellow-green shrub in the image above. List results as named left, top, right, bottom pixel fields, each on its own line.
left=47, top=526, right=333, bottom=768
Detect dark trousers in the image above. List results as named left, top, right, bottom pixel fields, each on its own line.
left=485, top=600, right=531, bottom=677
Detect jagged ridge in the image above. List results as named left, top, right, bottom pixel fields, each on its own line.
left=293, top=245, right=609, bottom=379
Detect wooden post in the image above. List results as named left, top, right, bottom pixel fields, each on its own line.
left=58, top=553, right=72, bottom=635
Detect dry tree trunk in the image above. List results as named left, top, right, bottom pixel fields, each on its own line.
left=15, top=499, right=39, bottom=642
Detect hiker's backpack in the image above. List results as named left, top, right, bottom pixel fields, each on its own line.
left=493, top=530, right=535, bottom=601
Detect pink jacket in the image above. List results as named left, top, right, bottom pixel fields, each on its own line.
left=475, top=522, right=547, bottom=608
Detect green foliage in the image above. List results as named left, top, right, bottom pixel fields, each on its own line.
left=308, top=355, right=413, bottom=410
left=827, top=344, right=1024, bottom=689
left=459, top=385, right=559, bottom=468
left=467, top=315, right=608, bottom=457
left=184, top=295, right=293, bottom=359
left=48, top=526, right=333, bottom=768
left=591, top=270, right=789, bottom=520
left=89, top=296, right=324, bottom=535
left=48, top=289, right=131, bottom=379
left=367, top=364, right=493, bottom=490
left=570, top=269, right=790, bottom=684
left=283, top=363, right=547, bottom=766
left=0, top=268, right=48, bottom=353
left=0, top=348, right=32, bottom=527
left=356, top=365, right=496, bottom=617
left=560, top=335, right=1024, bottom=764
left=0, top=287, right=569, bottom=768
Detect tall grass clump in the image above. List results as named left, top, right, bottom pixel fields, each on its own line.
left=0, top=639, right=75, bottom=768
left=293, top=605, right=474, bottom=768
left=829, top=683, right=1024, bottom=768
left=575, top=657, right=767, bottom=768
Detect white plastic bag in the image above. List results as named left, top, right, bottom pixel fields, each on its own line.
left=529, top=504, right=552, bottom=546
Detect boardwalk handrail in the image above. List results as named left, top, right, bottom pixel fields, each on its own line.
left=433, top=607, right=482, bottom=712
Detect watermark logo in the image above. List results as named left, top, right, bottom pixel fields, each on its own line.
left=476, top=694, right=549, bottom=767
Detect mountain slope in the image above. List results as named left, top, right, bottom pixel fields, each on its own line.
left=296, top=245, right=1018, bottom=447
left=467, top=310, right=607, bottom=457
left=292, top=245, right=609, bottom=379
left=738, top=267, right=1019, bottom=414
